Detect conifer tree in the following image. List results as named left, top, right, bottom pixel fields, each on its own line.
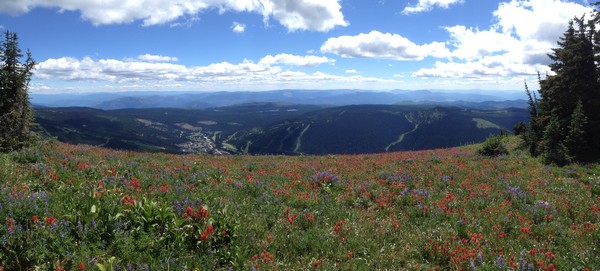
left=534, top=15, right=600, bottom=164
left=565, top=99, right=588, bottom=162
left=0, top=31, right=36, bottom=152
left=523, top=80, right=541, bottom=157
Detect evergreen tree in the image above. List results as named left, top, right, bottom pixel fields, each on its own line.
left=541, top=116, right=570, bottom=165
left=523, top=79, right=542, bottom=157
left=0, top=31, right=36, bottom=152
left=534, top=15, right=600, bottom=164
left=565, top=99, right=588, bottom=162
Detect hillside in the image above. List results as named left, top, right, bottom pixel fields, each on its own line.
left=34, top=103, right=324, bottom=154
left=1, top=140, right=598, bottom=270
left=231, top=105, right=527, bottom=154
left=34, top=104, right=528, bottom=155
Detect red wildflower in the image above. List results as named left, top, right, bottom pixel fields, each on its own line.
left=6, top=218, right=14, bottom=230
left=286, top=207, right=297, bottom=225
left=199, top=206, right=209, bottom=219
left=121, top=195, right=135, bottom=205
left=334, top=220, right=345, bottom=235
left=183, top=206, right=194, bottom=219
left=200, top=224, right=215, bottom=240
left=45, top=216, right=58, bottom=226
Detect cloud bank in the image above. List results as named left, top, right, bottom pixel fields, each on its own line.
left=32, top=54, right=395, bottom=92
left=320, top=31, right=450, bottom=61
left=322, top=0, right=591, bottom=81
left=0, top=0, right=347, bottom=32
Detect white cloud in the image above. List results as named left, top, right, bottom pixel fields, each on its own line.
left=262, top=0, right=348, bottom=32
left=402, top=0, right=464, bottom=15
left=345, top=69, right=359, bottom=74
left=258, top=53, right=334, bottom=67
left=0, top=0, right=347, bottom=32
left=411, top=0, right=592, bottom=80
left=32, top=54, right=396, bottom=92
left=137, top=54, right=178, bottom=62
left=320, top=30, right=450, bottom=61
left=444, top=25, right=521, bottom=61
left=412, top=54, right=551, bottom=78
left=319, top=1, right=591, bottom=82
left=494, top=0, right=590, bottom=42
left=232, top=22, right=246, bottom=33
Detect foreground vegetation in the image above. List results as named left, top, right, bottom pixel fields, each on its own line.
left=0, top=139, right=598, bottom=270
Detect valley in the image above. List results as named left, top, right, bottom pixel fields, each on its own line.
left=34, top=103, right=528, bottom=155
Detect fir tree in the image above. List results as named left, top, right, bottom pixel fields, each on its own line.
left=541, top=116, right=569, bottom=166
left=523, top=79, right=542, bottom=157
left=565, top=99, right=588, bottom=162
left=535, top=15, right=600, bottom=164
left=0, top=31, right=36, bottom=152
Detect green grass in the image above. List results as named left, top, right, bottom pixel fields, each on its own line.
left=0, top=139, right=598, bottom=270
left=472, top=118, right=501, bottom=129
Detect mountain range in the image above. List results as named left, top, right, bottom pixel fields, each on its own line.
left=33, top=90, right=529, bottom=155
left=31, top=89, right=527, bottom=109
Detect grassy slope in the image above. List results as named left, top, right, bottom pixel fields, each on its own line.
left=0, top=138, right=598, bottom=270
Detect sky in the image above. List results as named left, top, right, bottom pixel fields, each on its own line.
left=0, top=0, right=594, bottom=94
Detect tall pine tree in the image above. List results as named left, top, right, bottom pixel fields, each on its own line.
left=529, top=10, right=600, bottom=164
left=0, top=31, right=36, bottom=152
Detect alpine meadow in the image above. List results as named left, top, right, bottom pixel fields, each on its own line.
left=1, top=0, right=600, bottom=270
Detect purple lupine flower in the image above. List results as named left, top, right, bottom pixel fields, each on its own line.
left=412, top=189, right=429, bottom=198
left=497, top=255, right=504, bottom=269
left=311, top=170, right=339, bottom=187
left=504, top=183, right=527, bottom=200
left=441, top=175, right=451, bottom=185
left=399, top=188, right=411, bottom=197
left=519, top=251, right=527, bottom=270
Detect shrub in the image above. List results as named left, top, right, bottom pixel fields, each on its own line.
left=478, top=134, right=508, bottom=156
left=11, top=146, right=45, bottom=164
left=513, top=121, right=527, bottom=136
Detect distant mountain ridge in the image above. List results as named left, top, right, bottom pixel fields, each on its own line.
left=31, top=89, right=527, bottom=109
left=227, top=105, right=527, bottom=154
left=34, top=103, right=528, bottom=155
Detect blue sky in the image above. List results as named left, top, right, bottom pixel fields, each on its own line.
left=0, top=0, right=593, bottom=93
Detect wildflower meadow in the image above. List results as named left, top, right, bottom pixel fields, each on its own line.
left=0, top=139, right=598, bottom=270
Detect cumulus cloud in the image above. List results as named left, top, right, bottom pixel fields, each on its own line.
left=0, top=0, right=347, bottom=32
left=32, top=54, right=394, bottom=92
left=232, top=22, right=246, bottom=33
left=258, top=54, right=334, bottom=67
left=444, top=25, right=521, bottom=61
left=412, top=54, right=550, bottom=78
left=262, top=0, right=348, bottom=32
left=402, top=0, right=464, bottom=15
left=320, top=30, right=450, bottom=61
left=137, top=54, right=178, bottom=62
left=494, top=0, right=590, bottom=42
left=345, top=69, right=359, bottom=74
left=411, top=0, right=592, bottom=79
